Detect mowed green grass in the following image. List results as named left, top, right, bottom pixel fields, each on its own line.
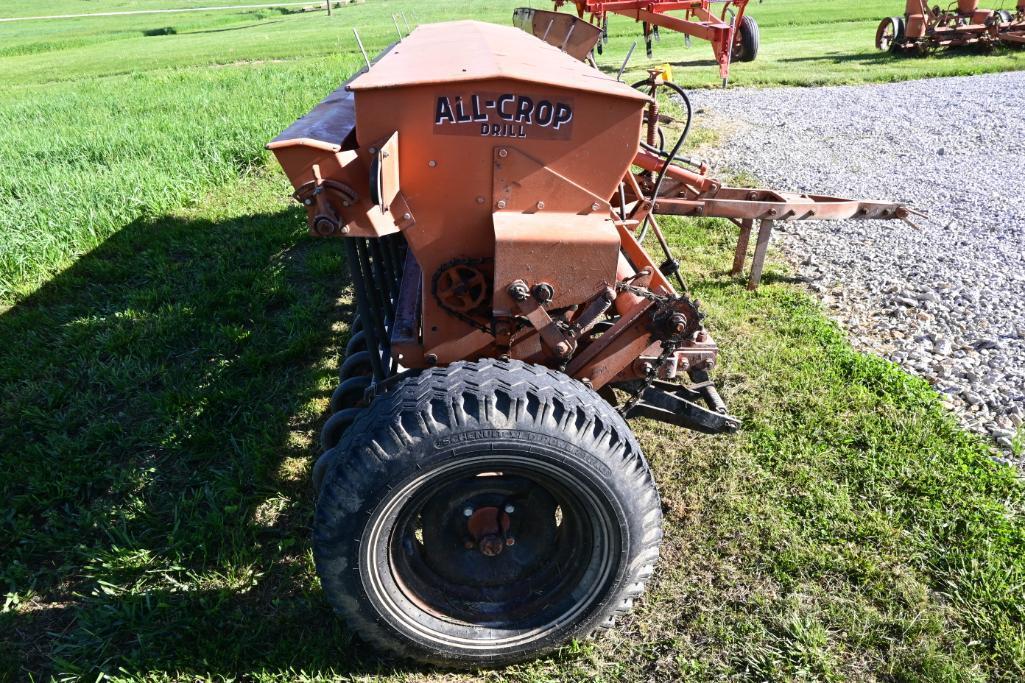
left=1, top=1, right=1024, bottom=681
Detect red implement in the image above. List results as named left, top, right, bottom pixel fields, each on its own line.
left=877, top=0, right=1025, bottom=53
left=549, top=0, right=758, bottom=85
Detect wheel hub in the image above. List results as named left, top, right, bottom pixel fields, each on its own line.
left=464, top=506, right=513, bottom=556
left=387, top=467, right=599, bottom=625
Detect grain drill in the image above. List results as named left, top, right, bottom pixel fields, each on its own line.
left=267, top=20, right=911, bottom=667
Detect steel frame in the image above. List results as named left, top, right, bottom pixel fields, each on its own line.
left=622, top=147, right=912, bottom=292
left=554, top=0, right=750, bottom=83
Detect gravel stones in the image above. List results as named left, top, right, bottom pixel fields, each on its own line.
left=696, top=72, right=1025, bottom=467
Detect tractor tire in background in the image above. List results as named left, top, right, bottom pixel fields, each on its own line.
left=312, top=359, right=663, bottom=666
left=732, top=15, right=760, bottom=62
left=876, top=16, right=906, bottom=53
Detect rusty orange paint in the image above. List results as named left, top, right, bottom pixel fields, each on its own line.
left=269, top=19, right=910, bottom=389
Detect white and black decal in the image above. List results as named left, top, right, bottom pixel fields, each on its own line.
left=433, top=93, right=574, bottom=140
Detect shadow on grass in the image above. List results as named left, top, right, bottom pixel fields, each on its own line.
left=777, top=43, right=1007, bottom=66
left=183, top=19, right=287, bottom=35
left=0, top=209, right=420, bottom=678
left=776, top=51, right=898, bottom=66
left=704, top=270, right=811, bottom=288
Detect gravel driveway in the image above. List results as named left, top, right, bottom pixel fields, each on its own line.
left=695, top=71, right=1025, bottom=464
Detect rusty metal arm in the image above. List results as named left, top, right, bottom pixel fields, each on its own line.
left=627, top=150, right=916, bottom=290
left=632, top=149, right=909, bottom=222
left=653, top=192, right=908, bottom=222
left=629, top=7, right=727, bottom=40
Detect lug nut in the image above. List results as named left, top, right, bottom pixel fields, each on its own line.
left=463, top=507, right=474, bottom=517
left=504, top=504, right=515, bottom=514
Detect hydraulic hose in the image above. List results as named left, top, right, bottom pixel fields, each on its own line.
left=638, top=80, right=693, bottom=292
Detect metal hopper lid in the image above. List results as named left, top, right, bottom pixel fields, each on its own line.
left=348, top=20, right=650, bottom=102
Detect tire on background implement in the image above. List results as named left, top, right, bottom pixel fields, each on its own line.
left=876, top=16, right=906, bottom=52
left=313, top=359, right=663, bottom=667
left=732, top=15, right=760, bottom=62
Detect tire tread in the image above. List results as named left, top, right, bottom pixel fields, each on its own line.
left=314, top=359, right=663, bottom=666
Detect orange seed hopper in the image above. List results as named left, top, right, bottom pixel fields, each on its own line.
left=267, top=20, right=912, bottom=667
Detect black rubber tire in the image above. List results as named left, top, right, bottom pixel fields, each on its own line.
left=345, top=330, right=368, bottom=357
left=631, top=78, right=693, bottom=162
left=733, top=15, right=759, bottom=62
left=313, top=359, right=663, bottom=667
left=339, top=350, right=373, bottom=380
left=313, top=443, right=343, bottom=495
left=876, top=16, right=906, bottom=53
left=329, top=375, right=371, bottom=414
left=320, top=406, right=363, bottom=452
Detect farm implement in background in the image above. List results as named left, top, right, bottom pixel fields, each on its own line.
left=876, top=0, right=1025, bottom=53
left=266, top=20, right=913, bottom=667
left=536, top=0, right=760, bottom=85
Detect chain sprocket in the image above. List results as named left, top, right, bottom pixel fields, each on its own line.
left=431, top=257, right=494, bottom=334
left=614, top=281, right=705, bottom=415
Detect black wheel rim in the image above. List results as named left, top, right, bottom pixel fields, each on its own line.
left=361, top=454, right=620, bottom=648
left=877, top=18, right=898, bottom=51
left=733, top=33, right=746, bottom=61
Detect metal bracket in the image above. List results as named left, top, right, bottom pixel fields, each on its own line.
left=509, top=280, right=575, bottom=359
left=622, top=379, right=740, bottom=434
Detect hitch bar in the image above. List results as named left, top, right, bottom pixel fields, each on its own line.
left=623, top=378, right=741, bottom=434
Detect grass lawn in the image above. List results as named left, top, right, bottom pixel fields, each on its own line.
left=1, top=1, right=1024, bottom=681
